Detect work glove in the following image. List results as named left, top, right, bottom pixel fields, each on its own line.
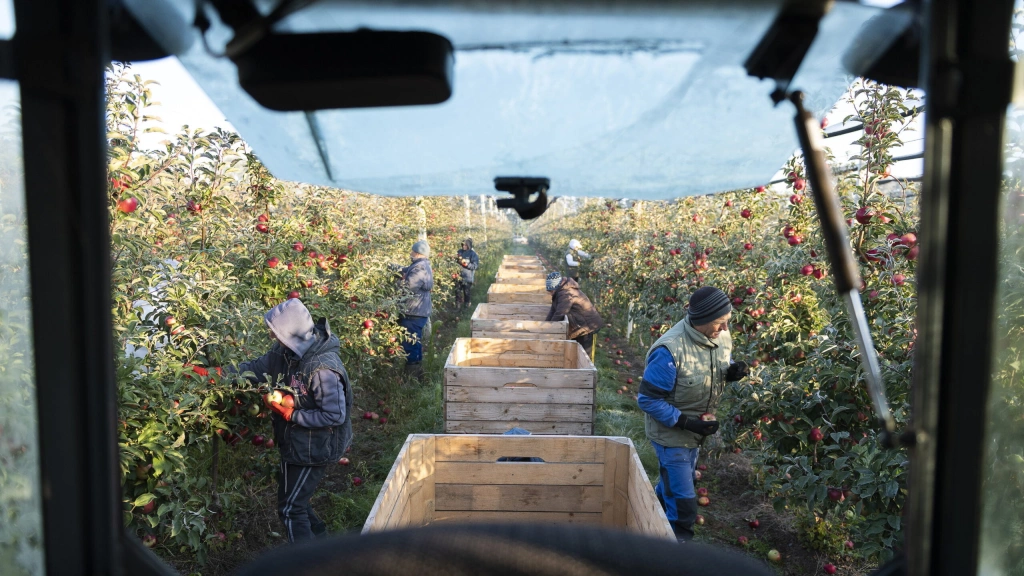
left=726, top=361, right=749, bottom=381
left=186, top=365, right=222, bottom=379
left=262, top=391, right=295, bottom=407
left=675, top=415, right=720, bottom=436
left=268, top=401, right=294, bottom=421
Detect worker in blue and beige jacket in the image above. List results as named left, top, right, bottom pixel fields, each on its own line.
left=637, top=286, right=749, bottom=542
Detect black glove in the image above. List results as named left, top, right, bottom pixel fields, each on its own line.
left=675, top=415, right=720, bottom=436
left=726, top=361, right=749, bottom=382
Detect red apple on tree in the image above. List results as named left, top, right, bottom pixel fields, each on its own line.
left=258, top=213, right=269, bottom=222
left=809, top=427, right=825, bottom=443
left=740, top=209, right=752, bottom=219
left=117, top=197, right=139, bottom=214
left=267, top=257, right=280, bottom=268
left=287, top=291, right=300, bottom=299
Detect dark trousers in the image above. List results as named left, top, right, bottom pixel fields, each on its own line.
left=573, top=332, right=595, bottom=359
left=277, top=461, right=328, bottom=543
left=456, top=280, right=472, bottom=307
left=398, top=315, right=428, bottom=364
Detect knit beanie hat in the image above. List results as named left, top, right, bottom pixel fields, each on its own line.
left=688, top=286, right=732, bottom=326
left=545, top=271, right=563, bottom=291
left=411, top=240, right=430, bottom=257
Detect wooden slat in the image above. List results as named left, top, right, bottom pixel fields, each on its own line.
left=473, top=304, right=552, bottom=319
left=488, top=283, right=549, bottom=294
left=435, top=462, right=604, bottom=486
left=443, top=420, right=594, bottom=435
left=470, top=330, right=565, bottom=340
left=384, top=480, right=410, bottom=529
left=435, top=435, right=605, bottom=463
left=464, top=338, right=567, bottom=355
left=472, top=320, right=566, bottom=334
left=626, top=445, right=675, bottom=539
left=487, top=292, right=551, bottom=304
left=435, top=484, right=604, bottom=513
left=445, top=386, right=593, bottom=404
left=462, top=356, right=564, bottom=369
left=601, top=438, right=631, bottom=527
left=362, top=435, right=415, bottom=533
left=446, top=402, right=593, bottom=423
left=431, top=511, right=602, bottom=525
left=406, top=437, right=436, bottom=525
left=445, top=367, right=595, bottom=389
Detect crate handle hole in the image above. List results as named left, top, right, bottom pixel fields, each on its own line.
left=496, top=456, right=546, bottom=463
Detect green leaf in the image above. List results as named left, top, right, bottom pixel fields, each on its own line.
left=133, top=493, right=157, bottom=506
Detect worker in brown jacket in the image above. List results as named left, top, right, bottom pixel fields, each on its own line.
left=545, top=271, right=605, bottom=359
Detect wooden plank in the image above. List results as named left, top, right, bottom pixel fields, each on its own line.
left=487, top=292, right=551, bottom=305
left=472, top=320, right=565, bottom=334
left=464, top=338, right=567, bottom=354
left=444, top=367, right=595, bottom=389
left=474, top=304, right=551, bottom=319
left=383, top=480, right=410, bottom=530
left=446, top=402, right=593, bottom=423
left=435, top=462, right=604, bottom=485
left=470, top=330, right=566, bottom=341
left=444, top=420, right=594, bottom=435
left=434, top=435, right=605, bottom=463
left=602, top=439, right=631, bottom=527
left=446, top=386, right=593, bottom=404
left=435, top=484, right=604, bottom=513
left=431, top=511, right=602, bottom=525
left=406, top=437, right=436, bottom=526
left=362, top=435, right=414, bottom=533
left=495, top=277, right=548, bottom=286
left=626, top=445, right=675, bottom=539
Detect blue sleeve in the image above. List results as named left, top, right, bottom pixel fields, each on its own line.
left=225, top=350, right=274, bottom=384
left=469, top=251, right=479, bottom=271
left=291, top=369, right=347, bottom=428
left=637, top=347, right=681, bottom=428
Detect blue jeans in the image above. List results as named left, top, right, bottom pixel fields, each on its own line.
left=399, top=315, right=428, bottom=364
left=651, top=441, right=700, bottom=524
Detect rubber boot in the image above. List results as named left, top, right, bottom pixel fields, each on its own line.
left=673, top=497, right=698, bottom=542
left=404, top=362, right=424, bottom=383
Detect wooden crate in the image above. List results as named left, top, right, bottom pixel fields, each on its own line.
left=499, top=262, right=546, bottom=272
left=444, top=338, right=594, bottom=434
left=496, top=268, right=548, bottom=281
left=470, top=304, right=568, bottom=340
left=502, top=255, right=541, bottom=263
left=362, top=434, right=674, bottom=539
left=486, top=283, right=550, bottom=305
left=495, top=276, right=548, bottom=286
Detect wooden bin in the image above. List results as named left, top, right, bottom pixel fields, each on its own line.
left=502, top=255, right=541, bottom=263
left=499, top=262, right=545, bottom=271
left=470, top=304, right=568, bottom=341
left=362, top=434, right=674, bottom=539
left=486, top=283, right=550, bottom=305
left=444, top=338, right=595, bottom=434
left=496, top=268, right=547, bottom=281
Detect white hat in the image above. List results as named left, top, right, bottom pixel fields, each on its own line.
left=569, top=239, right=582, bottom=250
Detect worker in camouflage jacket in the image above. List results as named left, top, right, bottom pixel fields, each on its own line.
left=545, top=271, right=604, bottom=358
left=637, top=286, right=749, bottom=542
left=227, top=298, right=353, bottom=543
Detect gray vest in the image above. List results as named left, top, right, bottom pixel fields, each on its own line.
left=643, top=316, right=732, bottom=448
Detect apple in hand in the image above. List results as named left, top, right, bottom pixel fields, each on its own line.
left=700, top=413, right=716, bottom=421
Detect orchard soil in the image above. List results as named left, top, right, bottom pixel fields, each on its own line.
left=169, top=245, right=866, bottom=576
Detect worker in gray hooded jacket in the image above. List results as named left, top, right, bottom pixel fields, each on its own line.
left=229, top=298, right=353, bottom=543
left=455, top=238, right=479, bottom=310
left=398, top=240, right=434, bottom=379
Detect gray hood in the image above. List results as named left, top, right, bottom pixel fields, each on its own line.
left=264, top=299, right=316, bottom=358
